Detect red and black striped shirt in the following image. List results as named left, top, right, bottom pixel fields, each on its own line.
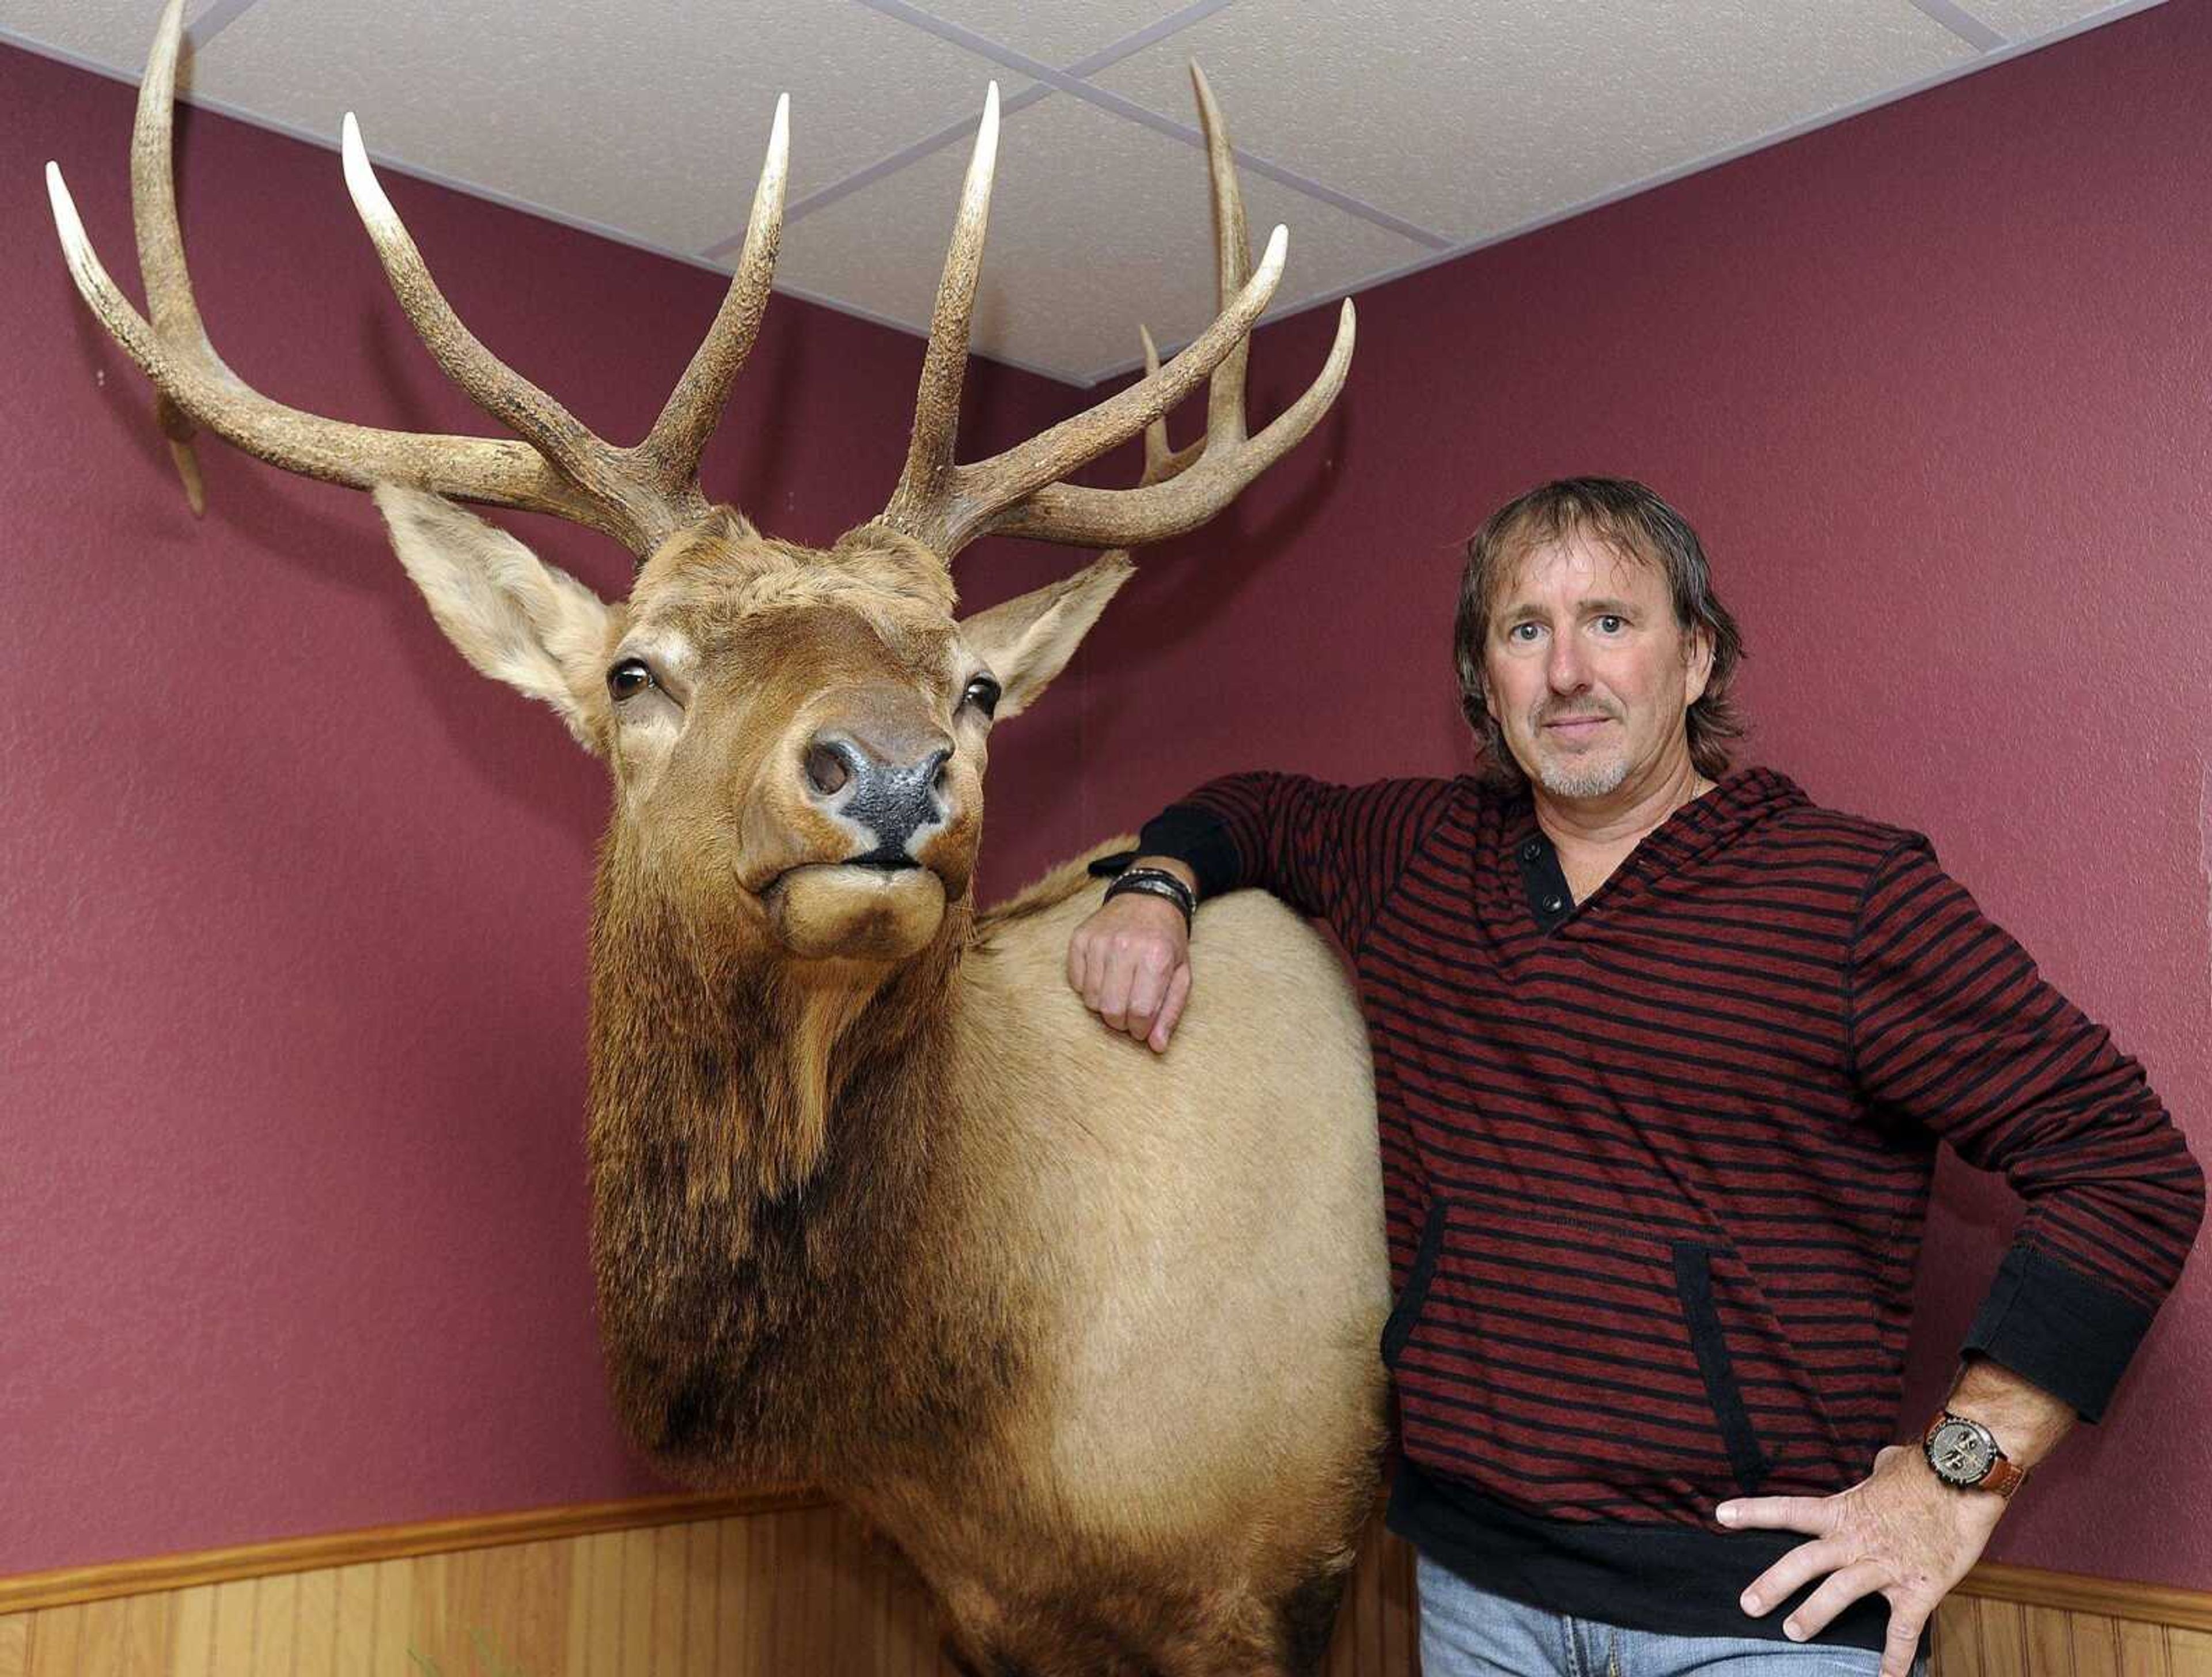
left=1141, top=766, right=2200, bottom=1649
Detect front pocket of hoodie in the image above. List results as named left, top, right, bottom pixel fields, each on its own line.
left=1383, top=1197, right=1785, bottom=1508
left=1380, top=1198, right=1450, bottom=1369
left=1669, top=1242, right=1774, bottom=1496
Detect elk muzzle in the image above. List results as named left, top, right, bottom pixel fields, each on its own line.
left=801, top=728, right=953, bottom=865
left=762, top=709, right=963, bottom=963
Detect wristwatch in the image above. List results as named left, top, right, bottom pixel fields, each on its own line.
left=1921, top=1410, right=2028, bottom=1499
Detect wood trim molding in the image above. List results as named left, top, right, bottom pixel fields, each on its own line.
left=6, top=1493, right=2209, bottom=1639
left=1952, top=1561, right=2212, bottom=1634
left=0, top=1485, right=824, bottom=1615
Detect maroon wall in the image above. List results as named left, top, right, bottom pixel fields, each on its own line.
left=7, top=0, right=2209, bottom=1595
left=0, top=44, right=1084, bottom=1575
left=1074, top=2, right=2211, bottom=1589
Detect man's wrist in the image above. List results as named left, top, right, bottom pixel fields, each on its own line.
left=1127, top=855, right=1199, bottom=896
left=1942, top=1358, right=2075, bottom=1471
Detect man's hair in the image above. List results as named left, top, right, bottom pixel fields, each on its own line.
left=1452, top=476, right=1747, bottom=789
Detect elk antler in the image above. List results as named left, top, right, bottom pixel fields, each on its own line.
left=875, top=65, right=1356, bottom=562
left=45, top=0, right=788, bottom=560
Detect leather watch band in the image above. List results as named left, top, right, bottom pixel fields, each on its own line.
left=1980, top=1453, right=2028, bottom=1500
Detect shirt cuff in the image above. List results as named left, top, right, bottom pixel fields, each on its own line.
left=1132, top=802, right=1244, bottom=904
left=1960, top=1242, right=2156, bottom=1424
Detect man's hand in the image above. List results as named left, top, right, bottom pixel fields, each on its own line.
left=1066, top=868, right=1194, bottom=1053
left=1718, top=1445, right=2003, bottom=1677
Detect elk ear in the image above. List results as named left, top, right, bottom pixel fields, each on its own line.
left=373, top=484, right=615, bottom=752
left=957, top=551, right=1135, bottom=721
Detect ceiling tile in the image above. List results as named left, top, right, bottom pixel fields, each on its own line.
left=772, top=90, right=1426, bottom=384
left=165, top=0, right=1031, bottom=257
left=1090, top=0, right=1979, bottom=244
left=0, top=0, right=205, bottom=74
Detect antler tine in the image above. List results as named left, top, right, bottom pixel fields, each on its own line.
left=1136, top=325, right=1202, bottom=487
left=46, top=157, right=609, bottom=535
left=884, top=83, right=1002, bottom=531
left=992, top=297, right=1352, bottom=547
left=49, top=0, right=786, bottom=558
left=870, top=67, right=1349, bottom=563
left=1128, top=69, right=1245, bottom=495
left=124, top=0, right=226, bottom=511
left=991, top=60, right=1358, bottom=550
left=339, top=114, right=705, bottom=546
left=1190, top=64, right=1251, bottom=451
left=154, top=390, right=206, bottom=516
left=877, top=221, right=1289, bottom=560
left=641, top=94, right=790, bottom=483
left=129, top=0, right=207, bottom=345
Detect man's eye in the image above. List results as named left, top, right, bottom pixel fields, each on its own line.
left=1506, top=623, right=1541, bottom=643
left=1596, top=615, right=1626, bottom=634
left=963, top=675, right=1002, bottom=718
left=607, top=658, right=657, bottom=702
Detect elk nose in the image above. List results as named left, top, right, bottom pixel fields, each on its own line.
left=802, top=730, right=953, bottom=861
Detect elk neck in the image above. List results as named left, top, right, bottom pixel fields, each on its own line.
left=580, top=845, right=1022, bottom=1484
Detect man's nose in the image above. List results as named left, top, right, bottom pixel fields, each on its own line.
left=1546, top=635, right=1589, bottom=692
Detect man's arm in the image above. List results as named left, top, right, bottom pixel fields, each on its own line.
left=1066, top=773, right=1458, bottom=1050
left=1720, top=1359, right=2073, bottom=1676
left=1852, top=837, right=2202, bottom=1410
left=1721, top=836, right=2203, bottom=1676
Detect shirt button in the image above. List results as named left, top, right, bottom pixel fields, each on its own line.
left=1541, top=894, right=1565, bottom=914
left=1520, top=839, right=1544, bottom=862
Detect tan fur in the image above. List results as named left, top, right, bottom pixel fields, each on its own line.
left=921, top=868, right=1387, bottom=1672
left=378, top=490, right=1388, bottom=1675
left=959, top=552, right=1136, bottom=720
left=374, top=484, right=616, bottom=749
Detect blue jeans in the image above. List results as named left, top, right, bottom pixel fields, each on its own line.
left=1416, top=1553, right=1925, bottom=1676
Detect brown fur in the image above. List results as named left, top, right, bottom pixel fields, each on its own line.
left=377, top=491, right=1389, bottom=1674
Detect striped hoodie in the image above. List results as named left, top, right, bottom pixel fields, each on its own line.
left=1137, top=766, right=2201, bottom=1651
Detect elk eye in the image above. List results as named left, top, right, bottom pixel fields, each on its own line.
left=963, top=675, right=1002, bottom=718
left=607, top=658, right=657, bottom=702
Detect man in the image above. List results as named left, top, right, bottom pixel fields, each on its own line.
left=1065, top=478, right=2202, bottom=1676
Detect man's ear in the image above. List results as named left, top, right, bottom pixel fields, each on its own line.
left=374, top=484, right=616, bottom=752
left=957, top=551, right=1135, bottom=720
left=1684, top=624, right=1715, bottom=709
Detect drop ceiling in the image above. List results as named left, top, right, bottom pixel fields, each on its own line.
left=2, top=0, right=2166, bottom=385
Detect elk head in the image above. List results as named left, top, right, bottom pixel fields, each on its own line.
left=48, top=0, right=1354, bottom=967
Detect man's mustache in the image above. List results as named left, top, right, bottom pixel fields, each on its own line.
left=1533, top=702, right=1619, bottom=726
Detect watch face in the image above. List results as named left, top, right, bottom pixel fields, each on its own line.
left=1927, top=1418, right=1996, bottom=1485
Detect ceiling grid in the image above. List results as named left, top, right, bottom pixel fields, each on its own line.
left=1905, top=0, right=2011, bottom=50
left=2, top=0, right=2169, bottom=385
left=833, top=0, right=1453, bottom=249
left=718, top=0, right=1242, bottom=247
left=180, top=0, right=257, bottom=48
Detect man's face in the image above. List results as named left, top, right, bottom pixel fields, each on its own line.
left=1480, top=533, right=1713, bottom=801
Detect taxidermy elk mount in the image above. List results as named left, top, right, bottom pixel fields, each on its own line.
left=49, top=4, right=1387, bottom=1672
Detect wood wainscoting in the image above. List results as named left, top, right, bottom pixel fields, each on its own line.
left=1933, top=1566, right=2212, bottom=1677
left=0, top=1490, right=1414, bottom=1676
left=5, top=1494, right=2207, bottom=1675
